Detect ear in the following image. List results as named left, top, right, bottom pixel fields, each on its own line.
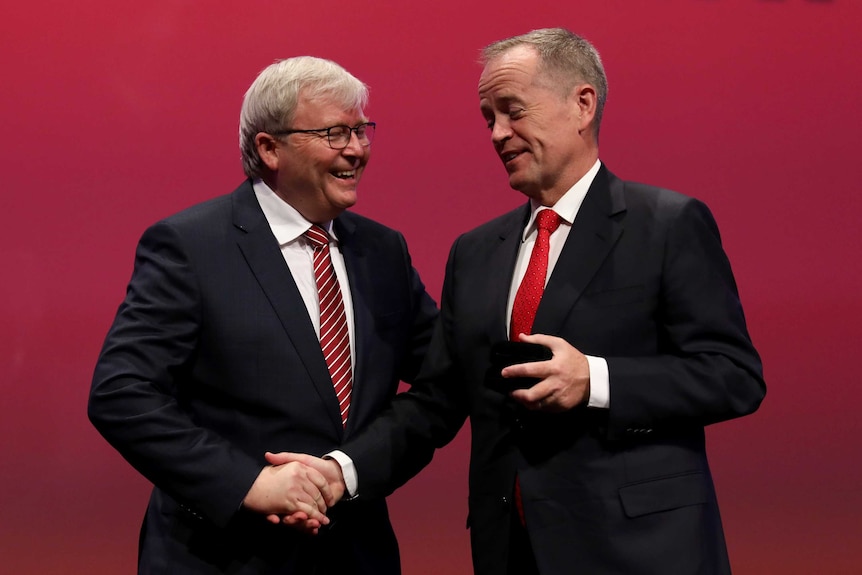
left=570, top=84, right=597, bottom=134
left=255, top=132, right=281, bottom=172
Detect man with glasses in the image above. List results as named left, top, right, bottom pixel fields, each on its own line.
left=88, top=56, right=438, bottom=574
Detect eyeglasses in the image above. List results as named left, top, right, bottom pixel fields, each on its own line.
left=271, top=122, right=376, bottom=150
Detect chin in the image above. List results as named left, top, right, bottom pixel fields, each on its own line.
left=333, top=192, right=358, bottom=211
left=508, top=177, right=536, bottom=197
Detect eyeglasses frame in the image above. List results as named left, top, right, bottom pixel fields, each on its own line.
left=270, top=122, right=376, bottom=150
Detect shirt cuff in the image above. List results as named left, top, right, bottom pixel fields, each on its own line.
left=325, top=450, right=358, bottom=499
left=586, top=355, right=610, bottom=409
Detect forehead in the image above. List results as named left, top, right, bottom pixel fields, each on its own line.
left=478, top=46, right=543, bottom=105
left=294, top=91, right=366, bottom=125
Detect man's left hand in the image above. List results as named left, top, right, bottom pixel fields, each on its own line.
left=504, top=333, right=590, bottom=412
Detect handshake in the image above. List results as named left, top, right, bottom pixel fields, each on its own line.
left=242, top=452, right=347, bottom=535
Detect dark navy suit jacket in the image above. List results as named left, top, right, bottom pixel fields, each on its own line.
left=89, top=180, right=438, bottom=574
left=344, top=166, right=765, bottom=575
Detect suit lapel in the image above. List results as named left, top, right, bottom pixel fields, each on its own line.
left=230, top=183, right=344, bottom=435
left=332, top=215, right=370, bottom=435
left=533, top=166, right=626, bottom=336
left=487, top=206, right=531, bottom=342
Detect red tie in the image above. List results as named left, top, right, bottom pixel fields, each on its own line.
left=510, top=208, right=561, bottom=525
left=305, top=225, right=353, bottom=427
left=510, top=209, right=562, bottom=340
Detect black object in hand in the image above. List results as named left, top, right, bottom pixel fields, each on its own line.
left=486, top=341, right=553, bottom=393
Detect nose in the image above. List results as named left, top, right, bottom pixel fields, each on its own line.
left=342, top=130, right=366, bottom=156
left=491, top=118, right=512, bottom=146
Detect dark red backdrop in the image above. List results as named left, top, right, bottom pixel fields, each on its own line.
left=2, top=1, right=860, bottom=573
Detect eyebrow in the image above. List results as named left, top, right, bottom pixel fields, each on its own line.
left=482, top=94, right=525, bottom=111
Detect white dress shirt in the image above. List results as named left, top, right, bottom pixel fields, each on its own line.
left=252, top=179, right=356, bottom=361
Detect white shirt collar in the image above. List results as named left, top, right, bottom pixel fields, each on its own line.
left=522, top=159, right=602, bottom=240
left=252, top=179, right=336, bottom=245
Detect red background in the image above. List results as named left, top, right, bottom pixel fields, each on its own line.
left=2, top=1, right=861, bottom=573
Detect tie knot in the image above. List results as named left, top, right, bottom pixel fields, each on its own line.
left=536, top=209, right=561, bottom=234
left=304, top=225, right=330, bottom=248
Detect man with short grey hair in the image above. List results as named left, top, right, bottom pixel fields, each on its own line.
left=89, top=56, right=437, bottom=574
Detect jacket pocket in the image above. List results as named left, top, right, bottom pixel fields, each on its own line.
left=618, top=471, right=709, bottom=518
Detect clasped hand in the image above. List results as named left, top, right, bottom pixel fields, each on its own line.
left=243, top=452, right=346, bottom=535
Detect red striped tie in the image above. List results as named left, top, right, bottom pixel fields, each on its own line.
left=305, top=225, right=353, bottom=427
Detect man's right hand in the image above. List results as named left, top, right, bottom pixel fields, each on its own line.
left=242, top=458, right=334, bottom=534
left=263, top=452, right=347, bottom=525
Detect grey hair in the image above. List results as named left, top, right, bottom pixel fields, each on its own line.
left=481, top=28, right=608, bottom=136
left=239, top=56, right=369, bottom=179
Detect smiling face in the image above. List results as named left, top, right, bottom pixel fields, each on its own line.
left=257, top=91, right=370, bottom=223
left=478, top=45, right=597, bottom=206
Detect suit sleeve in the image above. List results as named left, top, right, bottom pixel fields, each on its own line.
left=343, top=236, right=470, bottom=499
left=88, top=220, right=261, bottom=527
left=393, top=230, right=440, bottom=384
left=605, top=197, right=766, bottom=438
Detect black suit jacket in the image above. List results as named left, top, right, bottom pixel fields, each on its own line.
left=88, top=180, right=438, bottom=574
left=344, top=166, right=765, bottom=575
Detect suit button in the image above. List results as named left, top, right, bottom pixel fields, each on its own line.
left=501, top=496, right=510, bottom=509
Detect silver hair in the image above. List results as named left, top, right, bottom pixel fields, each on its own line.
left=481, top=28, right=608, bottom=136
left=239, top=56, right=369, bottom=179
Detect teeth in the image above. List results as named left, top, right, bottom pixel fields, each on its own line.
left=333, top=171, right=355, bottom=179
left=502, top=153, right=518, bottom=162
